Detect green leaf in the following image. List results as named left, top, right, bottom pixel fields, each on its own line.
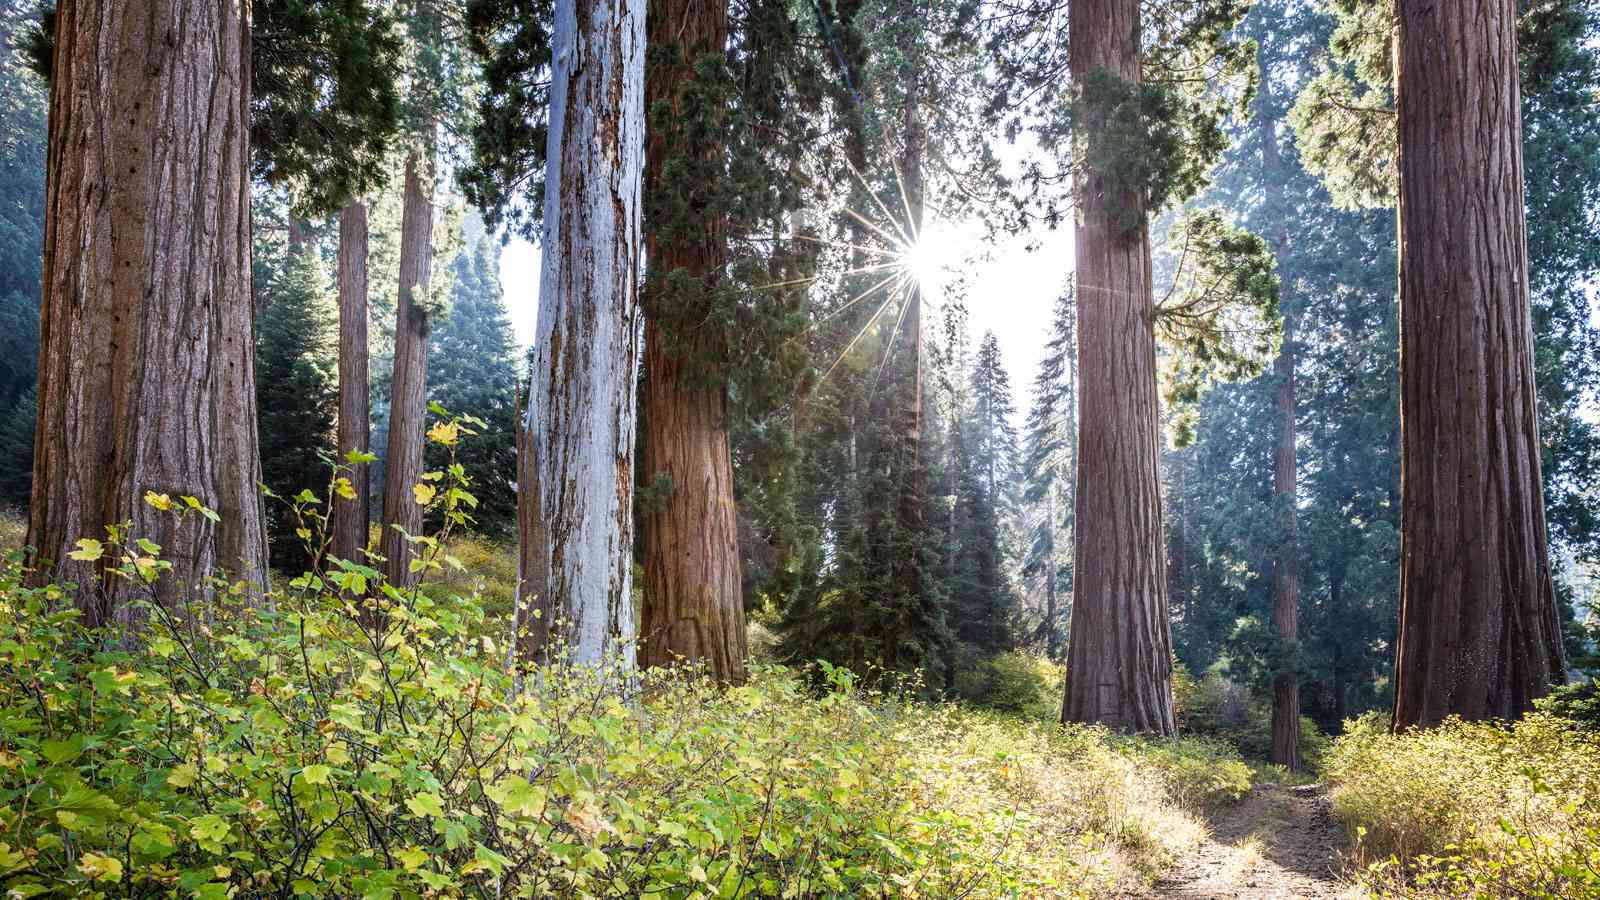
left=67, top=538, right=103, bottom=561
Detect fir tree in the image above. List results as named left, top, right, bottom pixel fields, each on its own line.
left=1019, top=284, right=1077, bottom=659
left=425, top=237, right=520, bottom=538
left=256, top=253, right=339, bottom=572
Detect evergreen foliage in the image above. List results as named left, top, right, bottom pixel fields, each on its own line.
left=256, top=253, right=339, bottom=571
left=0, top=3, right=45, bottom=509
left=1017, top=284, right=1077, bottom=657
left=425, top=237, right=520, bottom=538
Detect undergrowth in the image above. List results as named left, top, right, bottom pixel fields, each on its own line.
left=0, top=439, right=1242, bottom=898
left=1329, top=710, right=1600, bottom=898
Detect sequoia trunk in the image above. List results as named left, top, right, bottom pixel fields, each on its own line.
left=333, top=200, right=372, bottom=565
left=379, top=146, right=436, bottom=590
left=28, top=0, right=265, bottom=623
left=1262, top=100, right=1301, bottom=769
left=1062, top=0, right=1176, bottom=735
left=514, top=0, right=646, bottom=668
left=635, top=0, right=747, bottom=683
left=1391, top=0, right=1564, bottom=729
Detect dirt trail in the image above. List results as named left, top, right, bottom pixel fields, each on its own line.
left=1147, top=783, right=1356, bottom=899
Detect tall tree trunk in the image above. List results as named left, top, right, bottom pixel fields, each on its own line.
left=1062, top=0, right=1175, bottom=735
left=1391, top=0, right=1564, bottom=730
left=28, top=0, right=264, bottom=623
left=1044, top=487, right=1059, bottom=660
left=514, top=0, right=646, bottom=668
left=334, top=200, right=372, bottom=564
left=379, top=145, right=436, bottom=590
left=636, top=0, right=747, bottom=684
left=1262, top=103, right=1302, bottom=769
left=287, top=215, right=310, bottom=258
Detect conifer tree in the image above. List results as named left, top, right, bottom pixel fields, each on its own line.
left=1020, top=284, right=1077, bottom=660
left=426, top=237, right=520, bottom=537
left=1290, top=0, right=1597, bottom=727
left=984, top=0, right=1268, bottom=735
left=0, top=3, right=45, bottom=511
left=514, top=0, right=646, bottom=668
left=256, top=253, right=339, bottom=571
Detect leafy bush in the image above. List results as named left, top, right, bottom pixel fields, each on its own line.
left=0, top=464, right=1248, bottom=897
left=1131, top=736, right=1253, bottom=809
left=1538, top=678, right=1600, bottom=730
left=1328, top=711, right=1600, bottom=898
left=952, top=650, right=1063, bottom=720
left=1173, top=664, right=1329, bottom=770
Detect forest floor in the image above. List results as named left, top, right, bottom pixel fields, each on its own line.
left=1147, top=782, right=1357, bottom=899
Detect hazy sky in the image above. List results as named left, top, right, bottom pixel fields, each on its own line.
left=496, top=216, right=1077, bottom=422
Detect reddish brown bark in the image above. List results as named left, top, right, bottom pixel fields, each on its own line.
left=27, top=0, right=265, bottom=623
left=1391, top=0, right=1564, bottom=730
left=1262, top=100, right=1302, bottom=769
left=635, top=0, right=747, bottom=683
left=333, top=200, right=372, bottom=565
left=379, top=146, right=436, bottom=590
left=1061, top=0, right=1175, bottom=735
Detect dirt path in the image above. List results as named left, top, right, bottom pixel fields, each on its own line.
left=1148, top=783, right=1356, bottom=899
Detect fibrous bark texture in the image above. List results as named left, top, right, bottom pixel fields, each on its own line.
left=1263, top=104, right=1301, bottom=770
left=379, top=147, right=436, bottom=589
left=515, top=0, right=646, bottom=669
left=1062, top=0, right=1176, bottom=736
left=1391, top=0, right=1564, bottom=730
left=28, top=0, right=265, bottom=625
left=334, top=200, right=372, bottom=565
left=636, top=0, right=747, bottom=684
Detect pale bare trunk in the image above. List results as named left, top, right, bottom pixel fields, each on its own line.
left=515, top=0, right=646, bottom=669
left=334, top=200, right=372, bottom=564
left=28, top=0, right=264, bottom=623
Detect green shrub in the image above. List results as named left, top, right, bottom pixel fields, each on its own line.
left=1173, top=665, right=1329, bottom=770
left=0, top=485, right=1240, bottom=897
left=1132, top=736, right=1253, bottom=809
left=1328, top=711, right=1600, bottom=898
left=951, top=650, right=1063, bottom=720
left=1538, top=678, right=1600, bottom=730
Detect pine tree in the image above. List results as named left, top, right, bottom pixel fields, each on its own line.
left=256, top=253, right=339, bottom=572
left=1389, top=0, right=1563, bottom=727
left=0, top=3, right=45, bottom=511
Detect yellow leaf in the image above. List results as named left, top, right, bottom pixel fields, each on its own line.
left=133, top=556, right=160, bottom=580
left=168, top=762, right=198, bottom=788
left=143, top=490, right=173, bottom=510
left=68, top=538, right=103, bottom=562
left=333, top=477, right=357, bottom=500
left=412, top=483, right=437, bottom=506
left=78, top=853, right=123, bottom=882
left=426, top=421, right=460, bottom=446
left=396, top=847, right=428, bottom=871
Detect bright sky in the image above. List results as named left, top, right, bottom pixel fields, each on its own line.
left=498, top=217, right=1076, bottom=421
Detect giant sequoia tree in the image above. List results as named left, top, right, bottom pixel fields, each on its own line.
left=636, top=0, right=750, bottom=684
left=1061, top=0, right=1176, bottom=735
left=28, top=0, right=265, bottom=620
left=514, top=0, right=646, bottom=667
left=1389, top=0, right=1563, bottom=728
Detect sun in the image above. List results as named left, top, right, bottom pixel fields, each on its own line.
left=900, top=222, right=957, bottom=295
